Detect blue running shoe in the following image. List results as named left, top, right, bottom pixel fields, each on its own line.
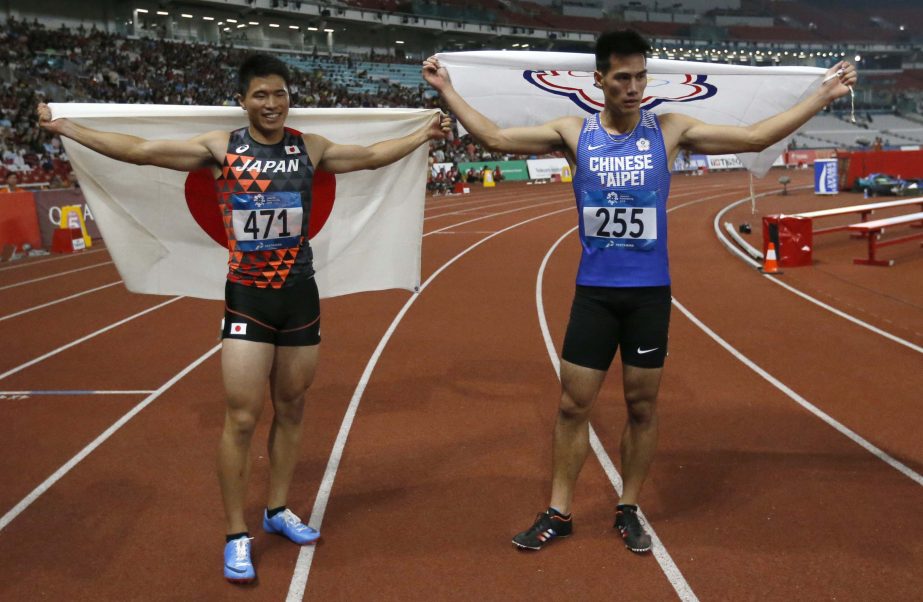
left=223, top=536, right=255, bottom=584
left=263, top=509, right=320, bottom=545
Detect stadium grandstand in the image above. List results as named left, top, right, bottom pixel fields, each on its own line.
left=1, top=0, right=922, bottom=192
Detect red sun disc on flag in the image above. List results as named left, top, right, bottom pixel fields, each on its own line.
left=184, top=168, right=336, bottom=248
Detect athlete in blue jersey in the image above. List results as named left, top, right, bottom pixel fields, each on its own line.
left=40, top=54, right=452, bottom=583
left=424, top=30, right=856, bottom=553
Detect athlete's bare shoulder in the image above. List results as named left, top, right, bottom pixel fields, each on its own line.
left=550, top=115, right=585, bottom=134
left=655, top=112, right=697, bottom=155
left=194, top=130, right=232, bottom=164
left=548, top=115, right=586, bottom=152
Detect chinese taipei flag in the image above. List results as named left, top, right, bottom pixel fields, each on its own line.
left=52, top=104, right=437, bottom=300
left=436, top=51, right=827, bottom=177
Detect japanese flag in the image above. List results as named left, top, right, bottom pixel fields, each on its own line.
left=52, top=104, right=436, bottom=300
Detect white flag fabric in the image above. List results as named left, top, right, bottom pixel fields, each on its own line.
left=52, top=104, right=437, bottom=300
left=436, top=51, right=827, bottom=177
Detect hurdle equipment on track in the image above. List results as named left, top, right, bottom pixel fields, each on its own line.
left=50, top=205, right=92, bottom=253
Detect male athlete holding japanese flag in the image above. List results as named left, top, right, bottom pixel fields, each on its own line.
left=40, top=53, right=450, bottom=583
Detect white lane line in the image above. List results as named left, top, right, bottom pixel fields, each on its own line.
left=0, top=297, right=183, bottom=382
left=424, top=194, right=521, bottom=213
left=0, top=248, right=107, bottom=272
left=0, top=261, right=114, bottom=292
left=424, top=196, right=536, bottom=221
left=0, top=281, right=122, bottom=322
left=285, top=207, right=573, bottom=602
left=424, top=198, right=569, bottom=237
left=0, top=343, right=221, bottom=532
left=0, top=390, right=154, bottom=396
left=671, top=298, right=923, bottom=487
left=535, top=226, right=699, bottom=602
left=714, top=194, right=923, bottom=355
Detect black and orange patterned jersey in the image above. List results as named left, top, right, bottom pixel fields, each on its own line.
left=215, top=126, right=315, bottom=288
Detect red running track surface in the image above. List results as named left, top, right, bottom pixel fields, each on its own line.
left=0, top=170, right=920, bottom=601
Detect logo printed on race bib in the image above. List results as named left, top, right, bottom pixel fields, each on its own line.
left=581, top=189, right=658, bottom=252
left=231, top=192, right=303, bottom=252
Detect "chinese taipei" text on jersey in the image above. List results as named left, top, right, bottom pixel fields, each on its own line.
left=572, top=110, right=672, bottom=287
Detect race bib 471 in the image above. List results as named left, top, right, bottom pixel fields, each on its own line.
left=231, top=192, right=303, bottom=252
left=581, top=189, right=658, bottom=252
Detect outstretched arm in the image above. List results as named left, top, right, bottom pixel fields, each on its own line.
left=306, top=112, right=452, bottom=174
left=665, top=61, right=858, bottom=155
left=422, top=56, right=578, bottom=155
left=37, top=103, right=222, bottom=171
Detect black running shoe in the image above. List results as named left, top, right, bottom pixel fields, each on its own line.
left=512, top=509, right=573, bottom=551
left=614, top=505, right=652, bottom=553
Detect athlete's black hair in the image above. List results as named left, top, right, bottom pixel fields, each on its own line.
left=238, top=54, right=292, bottom=95
left=595, top=30, right=652, bottom=73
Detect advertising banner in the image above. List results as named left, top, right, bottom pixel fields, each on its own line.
left=814, top=158, right=839, bottom=195
left=33, top=189, right=102, bottom=248
left=457, top=160, right=530, bottom=181
left=526, top=157, right=570, bottom=180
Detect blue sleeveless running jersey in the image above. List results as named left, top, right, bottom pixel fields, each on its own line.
left=573, top=110, right=671, bottom=287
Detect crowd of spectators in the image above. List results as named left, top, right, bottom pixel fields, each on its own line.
left=0, top=16, right=515, bottom=193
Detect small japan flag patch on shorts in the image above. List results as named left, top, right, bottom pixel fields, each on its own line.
left=230, top=323, right=247, bottom=335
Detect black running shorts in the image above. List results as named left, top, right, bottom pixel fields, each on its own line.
left=561, top=285, right=671, bottom=371
left=222, top=277, right=321, bottom=347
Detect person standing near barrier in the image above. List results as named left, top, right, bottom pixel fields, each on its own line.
left=423, top=30, right=856, bottom=553
left=39, top=53, right=450, bottom=583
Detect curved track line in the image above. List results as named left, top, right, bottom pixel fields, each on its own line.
left=714, top=195, right=923, bottom=355
left=0, top=281, right=122, bottom=322
left=424, top=198, right=569, bottom=236
left=0, top=296, right=183, bottom=381
left=0, top=343, right=221, bottom=532
left=671, top=298, right=922, bottom=486
left=0, top=261, right=114, bottom=291
left=535, top=226, right=699, bottom=602
left=285, top=207, right=573, bottom=601
left=424, top=193, right=535, bottom=217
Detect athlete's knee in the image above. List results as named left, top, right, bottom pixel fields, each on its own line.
left=625, top=397, right=657, bottom=426
left=225, top=407, right=260, bottom=442
left=558, top=388, right=593, bottom=422
left=272, top=393, right=306, bottom=426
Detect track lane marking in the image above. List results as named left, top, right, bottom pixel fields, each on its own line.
left=0, top=297, right=183, bottom=382
left=286, top=206, right=573, bottom=601
left=535, top=226, right=699, bottom=602
left=0, top=344, right=221, bottom=532
left=0, top=261, right=114, bottom=291
left=0, top=281, right=122, bottom=322
left=0, top=248, right=107, bottom=272
left=713, top=194, right=923, bottom=355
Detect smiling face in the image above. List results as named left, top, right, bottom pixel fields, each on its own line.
left=239, top=75, right=290, bottom=142
left=594, top=53, right=648, bottom=116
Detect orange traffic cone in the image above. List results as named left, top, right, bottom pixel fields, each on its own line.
left=760, top=242, right=783, bottom=275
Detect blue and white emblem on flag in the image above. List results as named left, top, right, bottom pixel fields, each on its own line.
left=522, top=70, right=718, bottom=113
